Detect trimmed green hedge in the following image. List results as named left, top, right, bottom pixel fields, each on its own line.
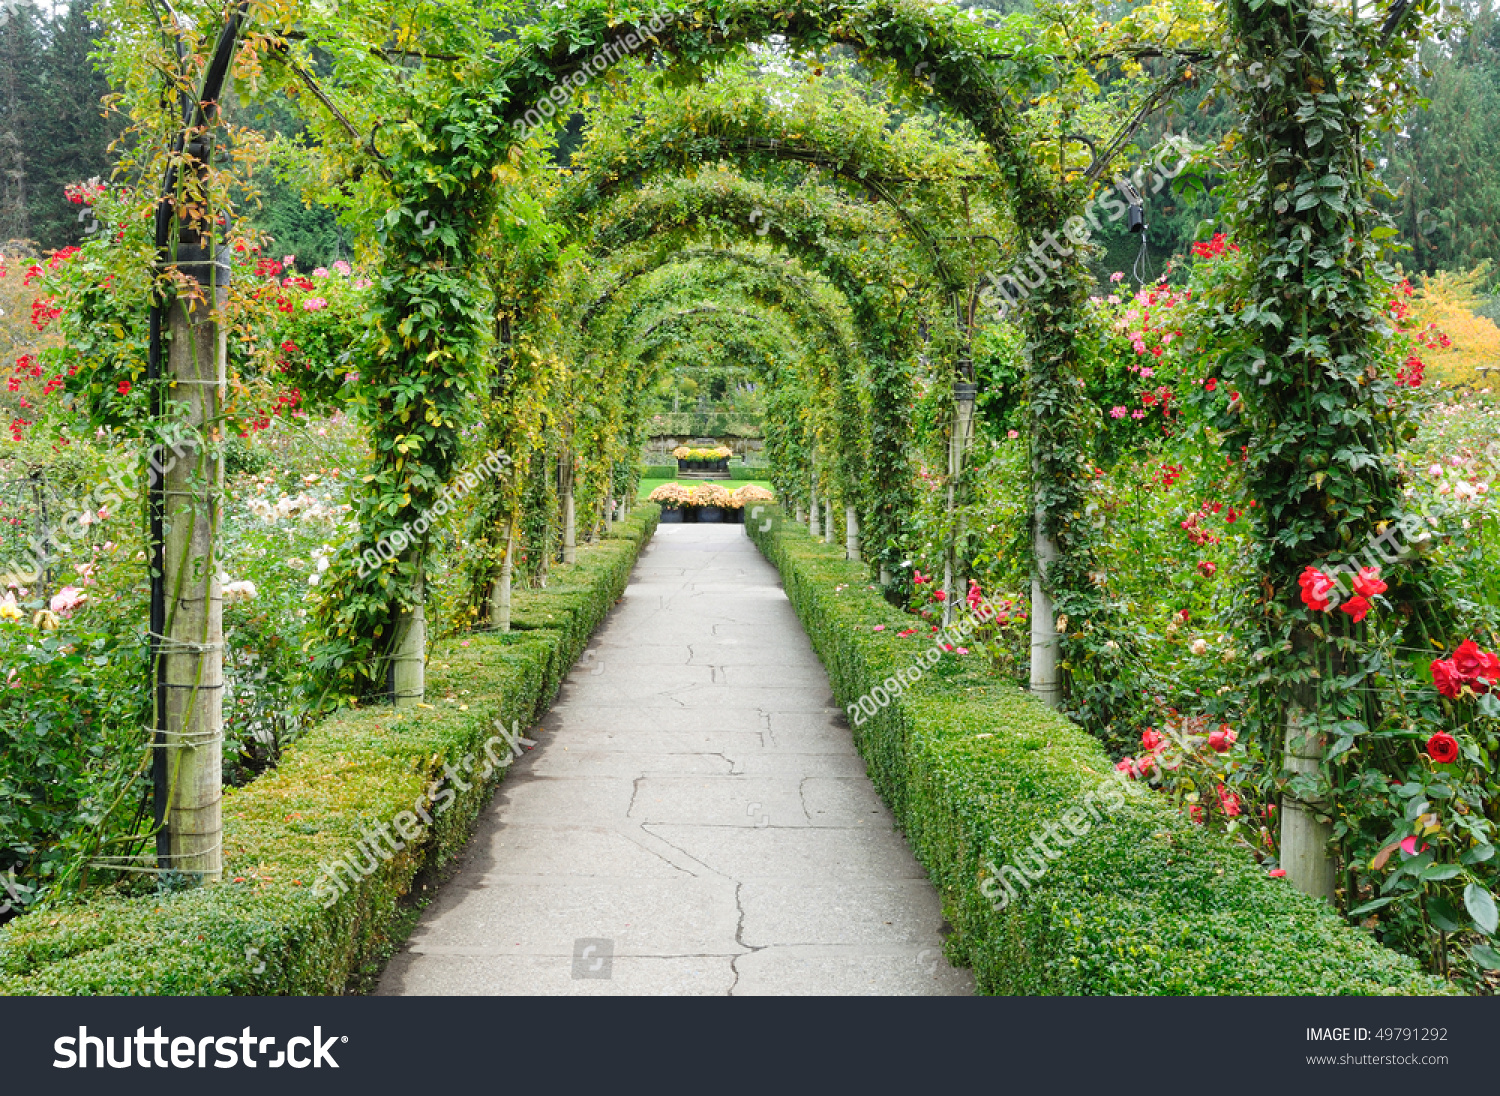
left=749, top=507, right=1450, bottom=995
left=0, top=505, right=658, bottom=995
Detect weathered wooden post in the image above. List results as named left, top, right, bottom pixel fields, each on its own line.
left=1281, top=714, right=1337, bottom=900
left=488, top=517, right=516, bottom=632
left=560, top=448, right=577, bottom=564
left=390, top=575, right=425, bottom=707
left=156, top=134, right=227, bottom=879
left=808, top=459, right=820, bottom=537
left=144, top=0, right=255, bottom=876
left=1029, top=506, right=1062, bottom=709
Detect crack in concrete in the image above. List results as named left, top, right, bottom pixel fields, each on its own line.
left=378, top=526, right=974, bottom=997
left=628, top=775, right=645, bottom=819
left=798, top=776, right=815, bottom=824
left=636, top=823, right=731, bottom=882
left=728, top=881, right=767, bottom=996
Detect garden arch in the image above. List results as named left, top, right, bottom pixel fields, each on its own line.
left=326, top=0, right=1102, bottom=707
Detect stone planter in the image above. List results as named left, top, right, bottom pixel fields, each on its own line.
left=698, top=506, right=724, bottom=523
left=676, top=457, right=731, bottom=477
left=659, top=506, right=685, bottom=523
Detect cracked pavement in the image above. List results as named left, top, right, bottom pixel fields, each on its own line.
left=376, top=523, right=973, bottom=996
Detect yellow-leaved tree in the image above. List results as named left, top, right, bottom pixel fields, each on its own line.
left=1410, top=263, right=1500, bottom=387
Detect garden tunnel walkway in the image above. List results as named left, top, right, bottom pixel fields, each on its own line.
left=377, top=523, right=973, bottom=995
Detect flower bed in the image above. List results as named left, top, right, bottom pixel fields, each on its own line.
left=0, top=506, right=658, bottom=994
left=670, top=445, right=732, bottom=462
left=671, top=445, right=732, bottom=476
left=747, top=506, right=1449, bottom=995
left=647, top=483, right=771, bottom=524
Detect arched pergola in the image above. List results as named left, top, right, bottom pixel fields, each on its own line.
left=320, top=0, right=1097, bottom=708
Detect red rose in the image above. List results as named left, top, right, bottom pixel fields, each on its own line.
left=1204, top=378, right=1217, bottom=392
left=1351, top=566, right=1387, bottom=599
left=1197, top=560, right=1217, bottom=577
left=1141, top=728, right=1164, bottom=752
left=1478, top=650, right=1500, bottom=686
left=1339, top=595, right=1371, bottom=623
left=1217, top=786, right=1242, bottom=817
left=1453, top=639, right=1487, bottom=681
left=1431, top=659, right=1463, bottom=699
left=1298, top=566, right=1333, bottom=612
left=1426, top=732, right=1459, bottom=764
left=1207, top=726, right=1236, bottom=753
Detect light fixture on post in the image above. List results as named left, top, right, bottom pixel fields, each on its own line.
left=1117, top=176, right=1151, bottom=282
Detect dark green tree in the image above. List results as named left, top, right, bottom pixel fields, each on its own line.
left=1386, top=1, right=1500, bottom=274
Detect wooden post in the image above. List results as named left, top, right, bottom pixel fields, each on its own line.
left=560, top=450, right=576, bottom=565
left=823, top=500, right=835, bottom=544
left=391, top=575, right=425, bottom=708
left=159, top=262, right=225, bottom=879
left=845, top=504, right=859, bottom=562
left=140, top=1, right=253, bottom=881
left=488, top=518, right=515, bottom=632
left=1281, top=710, right=1337, bottom=900
left=808, top=483, right=820, bottom=537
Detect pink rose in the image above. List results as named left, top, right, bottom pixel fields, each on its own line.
left=49, top=586, right=87, bottom=614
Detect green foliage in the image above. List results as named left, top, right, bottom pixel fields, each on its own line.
left=0, top=507, right=655, bottom=993
left=0, top=539, right=150, bottom=913
left=1385, top=4, right=1500, bottom=274
left=0, top=2, right=116, bottom=251
left=748, top=506, right=1450, bottom=994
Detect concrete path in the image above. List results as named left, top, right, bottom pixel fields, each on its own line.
left=377, top=523, right=973, bottom=996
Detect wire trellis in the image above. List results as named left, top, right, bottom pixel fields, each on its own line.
left=0, top=469, right=111, bottom=599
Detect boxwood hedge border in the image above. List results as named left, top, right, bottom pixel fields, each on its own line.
left=0, top=505, right=658, bottom=995
left=748, top=507, right=1449, bottom=995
